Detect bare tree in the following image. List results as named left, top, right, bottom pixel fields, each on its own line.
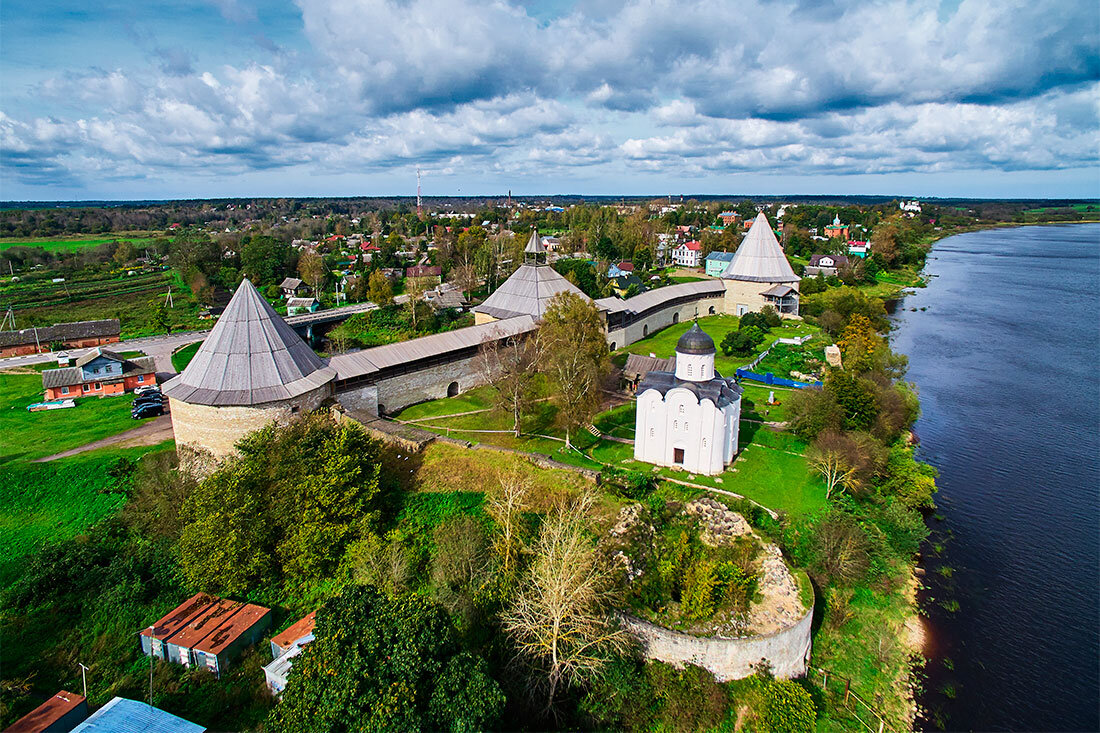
left=405, top=275, right=435, bottom=331
left=807, top=441, right=859, bottom=500
left=486, top=469, right=530, bottom=577
left=502, top=492, right=629, bottom=712
left=451, top=262, right=479, bottom=299
left=476, top=331, right=540, bottom=436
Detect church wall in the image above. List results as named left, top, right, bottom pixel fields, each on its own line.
left=169, top=384, right=332, bottom=459
left=606, top=295, right=726, bottom=349
left=635, top=387, right=731, bottom=476
left=620, top=603, right=813, bottom=681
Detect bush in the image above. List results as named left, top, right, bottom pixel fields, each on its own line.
left=762, top=679, right=817, bottom=732
left=598, top=465, right=656, bottom=499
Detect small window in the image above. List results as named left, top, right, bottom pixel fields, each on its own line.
left=674, top=420, right=678, bottom=430
left=290, top=405, right=299, bottom=414
left=649, top=428, right=654, bottom=438
left=61, top=386, right=69, bottom=395
left=678, top=405, right=684, bottom=414
left=94, top=382, right=101, bottom=391
left=687, top=363, right=693, bottom=376
left=684, top=422, right=688, bottom=431
left=82, top=383, right=91, bottom=392
left=136, top=375, right=144, bottom=383
left=702, top=438, right=707, bottom=447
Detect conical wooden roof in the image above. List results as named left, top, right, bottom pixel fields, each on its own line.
left=162, top=279, right=334, bottom=406
left=722, top=212, right=799, bottom=283
left=473, top=264, right=588, bottom=321
left=523, top=228, right=546, bottom=255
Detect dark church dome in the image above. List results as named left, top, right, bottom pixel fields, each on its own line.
left=676, top=322, right=716, bottom=355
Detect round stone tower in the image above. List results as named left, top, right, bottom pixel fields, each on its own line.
left=675, top=322, right=716, bottom=382
left=162, top=278, right=335, bottom=461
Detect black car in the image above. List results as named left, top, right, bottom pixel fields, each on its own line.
left=132, top=393, right=166, bottom=408
left=131, top=401, right=165, bottom=419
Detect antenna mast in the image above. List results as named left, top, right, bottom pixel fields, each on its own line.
left=416, top=167, right=423, bottom=219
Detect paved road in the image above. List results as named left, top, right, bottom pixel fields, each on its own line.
left=31, top=413, right=174, bottom=462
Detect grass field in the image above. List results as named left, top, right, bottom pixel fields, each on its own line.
left=171, top=341, right=202, bottom=372
left=0, top=442, right=174, bottom=587
left=615, top=314, right=821, bottom=374
left=0, top=234, right=158, bottom=253
left=0, top=368, right=151, bottom=464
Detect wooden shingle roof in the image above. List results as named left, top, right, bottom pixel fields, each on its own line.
left=162, top=279, right=334, bottom=406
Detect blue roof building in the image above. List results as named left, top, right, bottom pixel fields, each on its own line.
left=704, top=251, right=736, bottom=277
left=70, top=697, right=204, bottom=733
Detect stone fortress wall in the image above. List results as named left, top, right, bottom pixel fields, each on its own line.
left=620, top=604, right=813, bottom=681
left=168, top=384, right=332, bottom=458
left=604, top=294, right=726, bottom=351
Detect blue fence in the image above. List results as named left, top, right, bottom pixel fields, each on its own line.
left=735, top=369, right=822, bottom=389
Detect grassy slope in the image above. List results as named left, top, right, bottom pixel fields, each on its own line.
left=171, top=341, right=202, bottom=372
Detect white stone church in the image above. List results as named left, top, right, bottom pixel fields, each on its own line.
left=633, top=323, right=742, bottom=475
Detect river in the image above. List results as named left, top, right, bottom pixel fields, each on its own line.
left=889, top=224, right=1100, bottom=731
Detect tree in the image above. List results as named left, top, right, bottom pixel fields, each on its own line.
left=486, top=469, right=530, bottom=577
left=405, top=275, right=436, bottom=331
left=179, top=414, right=382, bottom=593
left=241, top=235, right=296, bottom=286
left=112, top=240, right=135, bottom=265
left=476, top=331, right=539, bottom=436
left=539, top=292, right=610, bottom=449
left=827, top=371, right=879, bottom=431
left=150, top=301, right=170, bottom=334
left=451, top=263, right=479, bottom=299
left=836, top=313, right=880, bottom=373
left=807, top=435, right=861, bottom=500
left=297, top=250, right=326, bottom=298
left=502, top=493, right=629, bottom=711
left=366, top=269, right=394, bottom=306
left=785, top=386, right=844, bottom=440
left=762, top=679, right=817, bottom=733
left=273, top=586, right=504, bottom=732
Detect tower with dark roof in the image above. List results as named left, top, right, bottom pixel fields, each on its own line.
left=163, top=279, right=335, bottom=460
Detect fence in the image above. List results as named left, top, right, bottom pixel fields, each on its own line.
left=806, top=665, right=899, bottom=733
left=735, top=368, right=822, bottom=389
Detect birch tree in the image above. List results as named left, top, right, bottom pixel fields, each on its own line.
left=539, top=292, right=609, bottom=449
left=476, top=331, right=540, bottom=436
left=502, top=492, right=629, bottom=711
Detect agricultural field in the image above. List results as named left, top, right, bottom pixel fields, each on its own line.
left=0, top=233, right=159, bottom=253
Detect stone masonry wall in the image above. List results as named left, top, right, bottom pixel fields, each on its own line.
left=620, top=604, right=813, bottom=681
left=606, top=295, right=726, bottom=350
left=370, top=355, right=485, bottom=415
left=169, top=384, right=332, bottom=459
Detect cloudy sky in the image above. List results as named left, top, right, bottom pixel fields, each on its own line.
left=1, top=0, right=1097, bottom=200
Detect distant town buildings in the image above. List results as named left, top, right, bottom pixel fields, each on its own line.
left=805, top=254, right=849, bottom=277
left=0, top=319, right=121, bottom=358
left=671, top=240, right=702, bottom=268
left=899, top=200, right=922, bottom=213
left=824, top=215, right=849, bottom=240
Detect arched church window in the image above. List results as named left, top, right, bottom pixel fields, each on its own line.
left=702, top=438, right=707, bottom=447
left=674, top=420, right=679, bottom=430
left=649, top=428, right=654, bottom=437
left=684, top=422, right=688, bottom=431
left=687, top=363, right=693, bottom=376
left=678, top=405, right=684, bottom=414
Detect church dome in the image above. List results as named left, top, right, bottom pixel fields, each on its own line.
left=676, top=323, right=715, bottom=355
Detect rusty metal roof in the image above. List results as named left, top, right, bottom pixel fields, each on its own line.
left=140, top=593, right=217, bottom=641
left=4, top=690, right=86, bottom=733
left=271, top=610, right=317, bottom=654
left=162, top=279, right=334, bottom=406
left=194, top=603, right=270, bottom=656
left=160, top=597, right=244, bottom=650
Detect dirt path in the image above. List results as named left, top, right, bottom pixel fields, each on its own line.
left=32, top=414, right=174, bottom=462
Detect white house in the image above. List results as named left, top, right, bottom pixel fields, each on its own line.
left=671, top=240, right=702, bottom=267
left=634, top=323, right=742, bottom=476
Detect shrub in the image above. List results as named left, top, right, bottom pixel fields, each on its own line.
left=762, top=679, right=817, bottom=733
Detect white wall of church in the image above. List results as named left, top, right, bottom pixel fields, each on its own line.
left=634, top=387, right=740, bottom=475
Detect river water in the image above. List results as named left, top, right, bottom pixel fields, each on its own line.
left=889, top=224, right=1100, bottom=731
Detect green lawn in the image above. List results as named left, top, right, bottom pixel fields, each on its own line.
left=0, top=442, right=174, bottom=587
left=0, top=235, right=157, bottom=253
left=615, top=314, right=821, bottom=373
left=740, top=382, right=795, bottom=422
left=0, top=369, right=147, bottom=464
left=171, top=341, right=202, bottom=372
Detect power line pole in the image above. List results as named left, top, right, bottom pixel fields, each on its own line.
left=148, top=625, right=155, bottom=708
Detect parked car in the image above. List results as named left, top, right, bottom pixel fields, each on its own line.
left=131, top=402, right=165, bottom=419
left=132, top=394, right=166, bottom=408
left=134, top=385, right=161, bottom=396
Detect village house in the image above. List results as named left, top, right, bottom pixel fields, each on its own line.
left=139, top=593, right=272, bottom=678
left=0, top=318, right=120, bottom=358
left=41, top=348, right=156, bottom=400
left=704, top=251, right=735, bottom=277
left=406, top=264, right=442, bottom=281
left=609, top=273, right=645, bottom=297
left=424, top=283, right=467, bottom=310
left=847, top=240, right=870, bottom=258
left=718, top=211, right=739, bottom=226
left=824, top=215, right=849, bottom=240
left=279, top=277, right=307, bottom=299
left=286, top=297, right=319, bottom=316
left=607, top=261, right=634, bottom=278
left=671, top=240, right=702, bottom=268
left=69, top=698, right=203, bottom=733
left=805, top=253, right=849, bottom=277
